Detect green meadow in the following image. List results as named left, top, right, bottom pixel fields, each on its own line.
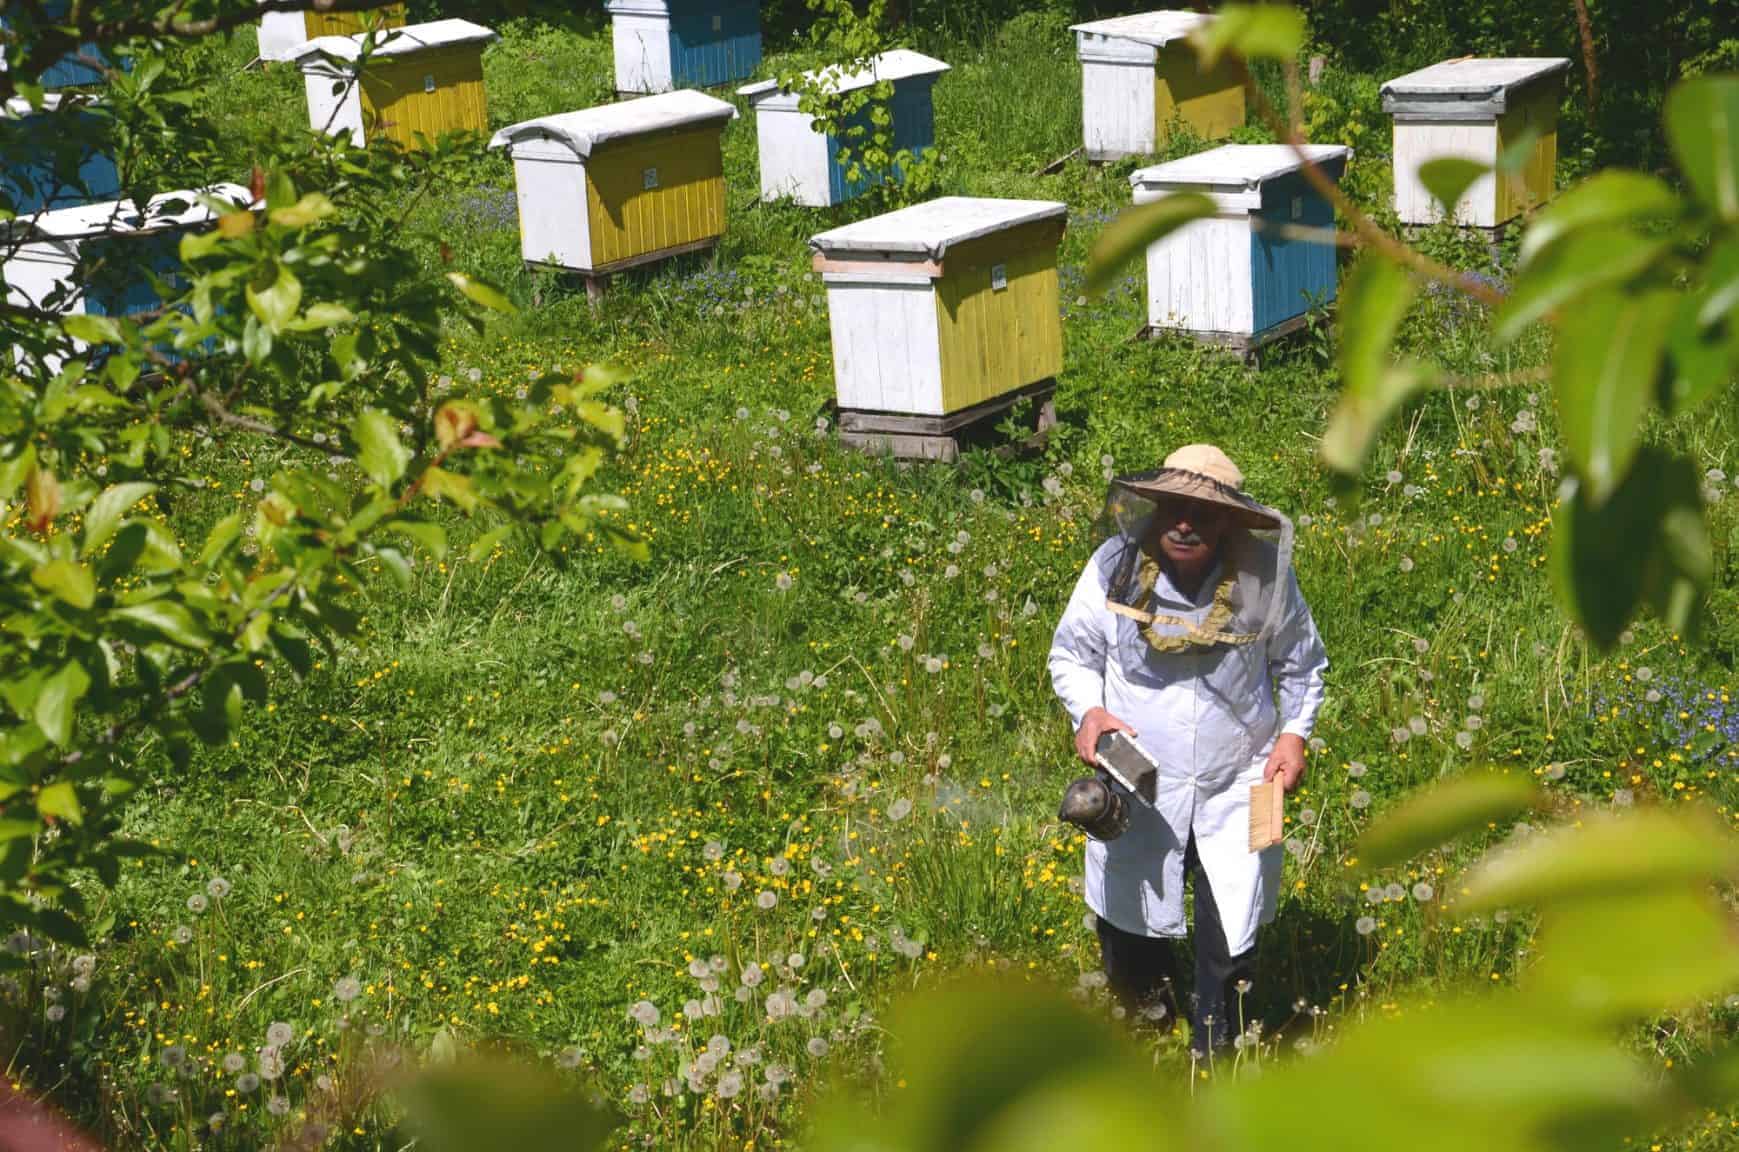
left=11, top=7, right=1739, bottom=1151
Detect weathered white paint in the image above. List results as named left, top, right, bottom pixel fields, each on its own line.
left=606, top=3, right=673, bottom=94
left=824, top=277, right=945, bottom=414
left=1382, top=56, right=1569, bottom=117
left=508, top=153, right=590, bottom=270
left=301, top=62, right=364, bottom=145
left=809, top=196, right=1067, bottom=260
left=258, top=11, right=309, bottom=62
left=1072, top=11, right=1209, bottom=161
left=1391, top=119, right=1499, bottom=226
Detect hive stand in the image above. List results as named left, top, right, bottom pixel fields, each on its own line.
left=835, top=379, right=1058, bottom=462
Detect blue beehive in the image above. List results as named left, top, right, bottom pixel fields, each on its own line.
left=1, top=96, right=119, bottom=215
left=739, top=50, right=950, bottom=208
left=0, top=1, right=109, bottom=88
left=606, top=0, right=761, bottom=94
left=1130, top=144, right=1350, bottom=351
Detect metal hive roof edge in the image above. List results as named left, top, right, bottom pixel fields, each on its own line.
left=4, top=183, right=255, bottom=242
left=488, top=91, right=738, bottom=160
left=1129, top=144, right=1351, bottom=191
left=808, top=196, right=1067, bottom=260
left=1381, top=57, right=1571, bottom=114
left=737, top=49, right=950, bottom=104
left=1069, top=10, right=1213, bottom=47
left=290, top=18, right=497, bottom=67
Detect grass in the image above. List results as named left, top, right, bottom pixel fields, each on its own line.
left=9, top=9, right=1739, bottom=1152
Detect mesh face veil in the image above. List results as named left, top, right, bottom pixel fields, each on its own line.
left=1096, top=468, right=1295, bottom=658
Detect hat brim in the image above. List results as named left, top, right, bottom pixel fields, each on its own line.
left=1114, top=468, right=1283, bottom=532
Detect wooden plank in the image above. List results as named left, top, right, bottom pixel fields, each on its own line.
left=838, top=378, right=1055, bottom=435
left=811, top=253, right=942, bottom=278
left=584, top=124, right=727, bottom=268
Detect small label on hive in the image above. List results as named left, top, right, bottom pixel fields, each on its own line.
left=712, top=12, right=723, bottom=30
left=423, top=74, right=436, bottom=93
left=1290, top=195, right=1303, bottom=220
left=643, top=167, right=659, bottom=190
left=990, top=263, right=1008, bottom=291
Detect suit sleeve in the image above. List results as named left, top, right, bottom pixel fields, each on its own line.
left=1049, top=553, right=1112, bottom=731
left=1268, top=568, right=1328, bottom=740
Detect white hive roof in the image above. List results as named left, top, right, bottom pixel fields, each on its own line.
left=1070, top=10, right=1211, bottom=47
left=809, top=196, right=1067, bottom=261
left=489, top=90, right=737, bottom=160
left=1382, top=57, right=1570, bottom=115
left=9, top=184, right=254, bottom=241
left=291, top=18, right=497, bottom=68
left=738, top=49, right=949, bottom=106
left=1130, top=144, right=1351, bottom=191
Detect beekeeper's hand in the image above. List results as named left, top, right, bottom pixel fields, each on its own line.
left=1264, top=732, right=1307, bottom=793
left=1075, top=707, right=1135, bottom=766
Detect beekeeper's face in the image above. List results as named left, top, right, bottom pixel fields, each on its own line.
left=1154, top=496, right=1227, bottom=571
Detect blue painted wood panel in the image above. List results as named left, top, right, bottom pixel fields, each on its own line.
left=83, top=229, right=183, bottom=319
left=1, top=106, right=119, bottom=214
left=667, top=0, right=761, bottom=89
left=825, top=76, right=939, bottom=205
left=1249, top=169, right=1338, bottom=334
left=0, top=2, right=109, bottom=88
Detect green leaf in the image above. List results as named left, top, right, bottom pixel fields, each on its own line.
left=36, top=781, right=81, bottom=826
left=354, top=409, right=410, bottom=488
left=422, top=467, right=478, bottom=511
left=467, top=526, right=512, bottom=563
left=1666, top=75, right=1739, bottom=221
left=33, top=662, right=91, bottom=747
left=1459, top=806, right=1739, bottom=914
left=385, top=519, right=448, bottom=559
left=111, top=600, right=211, bottom=649
left=1320, top=256, right=1433, bottom=474
left=246, top=262, right=303, bottom=335
left=1084, top=193, right=1217, bottom=298
left=376, top=546, right=413, bottom=590
left=1496, top=229, right=1666, bottom=342
left=1356, top=771, right=1540, bottom=872
left=1663, top=239, right=1739, bottom=415
left=1646, top=455, right=1712, bottom=637
left=31, top=559, right=96, bottom=610
left=198, top=512, right=244, bottom=566
left=1518, top=171, right=1682, bottom=265
left=82, top=481, right=157, bottom=556
left=1189, top=4, right=1304, bottom=67
left=62, top=313, right=126, bottom=346
left=267, top=192, right=335, bottom=228
left=1552, top=289, right=1675, bottom=505
left=396, top=1058, right=616, bottom=1152
left=1417, top=157, right=1490, bottom=221
left=445, top=272, right=517, bottom=314
left=285, top=301, right=355, bottom=332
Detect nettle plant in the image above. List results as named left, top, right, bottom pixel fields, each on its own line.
left=1, top=5, right=633, bottom=950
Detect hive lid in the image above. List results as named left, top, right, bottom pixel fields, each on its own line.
left=809, top=196, right=1067, bottom=261
left=7, top=184, right=254, bottom=241
left=489, top=91, right=737, bottom=160
left=1070, top=10, right=1211, bottom=47
left=604, top=0, right=674, bottom=14
left=291, top=18, right=497, bottom=68
left=1130, top=144, right=1350, bottom=191
left=1381, top=57, right=1570, bottom=115
left=4, top=93, right=94, bottom=118
left=737, top=49, right=950, bottom=107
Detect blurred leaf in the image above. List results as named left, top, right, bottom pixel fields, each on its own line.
left=1418, top=157, right=1489, bottom=220
left=1552, top=288, right=1674, bottom=505
left=1321, top=256, right=1432, bottom=473
left=467, top=526, right=512, bottom=563
left=1459, top=807, right=1739, bottom=914
left=1646, top=455, right=1712, bottom=637
left=1518, top=171, right=1682, bottom=265
left=34, top=662, right=91, bottom=747
left=1663, top=238, right=1739, bottom=414
left=111, top=600, right=210, bottom=649
left=1356, top=771, right=1539, bottom=871
left=82, top=481, right=156, bottom=556
left=268, top=192, right=335, bottom=228
left=1528, top=886, right=1739, bottom=1020
left=446, top=272, right=516, bottom=314
left=1666, top=75, right=1739, bottom=221
left=1190, top=4, right=1304, bottom=67
left=396, top=1057, right=616, bottom=1152
left=967, top=1075, right=1183, bottom=1152
left=286, top=302, right=355, bottom=332
left=354, top=409, right=410, bottom=488
left=36, top=780, right=81, bottom=826
left=246, top=262, right=303, bottom=335
left=1495, top=229, right=1665, bottom=342
left=31, top=559, right=95, bottom=610
left=1085, top=193, right=1216, bottom=297
left=385, top=519, right=447, bottom=559
left=422, top=467, right=478, bottom=511
left=61, top=313, right=125, bottom=346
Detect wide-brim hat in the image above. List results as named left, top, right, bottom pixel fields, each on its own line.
left=1112, top=444, right=1283, bottom=532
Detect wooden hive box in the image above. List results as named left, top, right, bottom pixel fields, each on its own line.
left=293, top=18, right=497, bottom=150
left=1382, top=57, right=1569, bottom=229
left=489, top=91, right=736, bottom=278
left=1071, top=11, right=1244, bottom=162
left=606, top=0, right=762, bottom=95
left=738, top=50, right=949, bottom=208
left=0, top=1, right=108, bottom=88
left=810, top=197, right=1067, bottom=426
left=3, top=184, right=253, bottom=367
left=2, top=95, right=119, bottom=215
left=259, top=4, right=406, bottom=64
left=1131, top=144, right=1349, bottom=351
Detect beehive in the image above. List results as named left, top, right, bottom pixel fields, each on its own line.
left=1131, top=144, right=1349, bottom=350
left=810, top=197, right=1067, bottom=426
left=1382, top=57, right=1569, bottom=229
left=293, top=19, right=496, bottom=149
left=0, top=1, right=107, bottom=88
left=489, top=91, right=736, bottom=278
left=2, top=95, right=119, bottom=215
left=3, top=185, right=252, bottom=367
left=739, top=50, right=949, bottom=208
left=606, top=0, right=762, bottom=94
left=259, top=4, right=407, bottom=64
left=1071, top=11, right=1244, bottom=162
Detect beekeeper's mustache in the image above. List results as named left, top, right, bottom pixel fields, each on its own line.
left=1165, top=527, right=1204, bottom=547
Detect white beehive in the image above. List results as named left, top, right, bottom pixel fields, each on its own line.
left=1131, top=144, right=1349, bottom=349
left=1382, top=57, right=1569, bottom=228
left=1071, top=10, right=1244, bottom=161
left=738, top=49, right=949, bottom=207
left=293, top=18, right=497, bottom=149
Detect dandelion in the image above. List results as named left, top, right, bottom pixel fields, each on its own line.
left=1390, top=727, right=1411, bottom=745
left=45, top=1005, right=64, bottom=1022
left=1635, top=666, right=1653, bottom=682
left=944, top=564, right=960, bottom=579
left=1502, top=537, right=1518, bottom=553
left=172, top=925, right=193, bottom=945
left=1613, top=788, right=1635, bottom=807
left=887, top=797, right=913, bottom=822
left=703, top=840, right=725, bottom=862
left=723, top=871, right=742, bottom=891
left=1356, top=916, right=1377, bottom=936
left=1399, top=556, right=1414, bottom=573
left=1412, top=637, right=1430, bottom=654
left=770, top=856, right=791, bottom=876
left=1544, top=762, right=1566, bottom=781
left=924, top=656, right=943, bottom=674
left=716, top=1070, right=745, bottom=1099
left=267, top=1096, right=290, bottom=1117
left=1367, top=512, right=1383, bottom=527
left=1347, top=762, right=1367, bottom=778
left=223, top=1052, right=247, bottom=1074
left=236, top=1073, right=260, bottom=1094
left=333, top=976, right=362, bottom=1003
left=1465, top=395, right=1481, bottom=412
left=599, top=690, right=617, bottom=705
left=1464, top=714, right=1484, bottom=731
left=159, top=1045, right=187, bottom=1069
left=1408, top=715, right=1427, bottom=736
left=187, top=893, right=209, bottom=914
left=1384, top=883, right=1406, bottom=902
left=765, top=1063, right=790, bottom=1086
left=258, top=1048, right=285, bottom=1080
left=1468, top=693, right=1485, bottom=710
left=775, top=572, right=794, bottom=592
left=741, top=963, right=764, bottom=988
left=1412, top=882, right=1435, bottom=902
left=1350, top=790, right=1372, bottom=809
left=629, top=1000, right=660, bottom=1028
left=756, top=890, right=778, bottom=910
left=1298, top=808, right=1317, bottom=827
left=1455, top=731, right=1474, bottom=750
left=1386, top=470, right=1403, bottom=485
left=71, top=954, right=95, bottom=977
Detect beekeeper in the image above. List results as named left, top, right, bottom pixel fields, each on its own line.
left=1048, top=444, right=1328, bottom=1053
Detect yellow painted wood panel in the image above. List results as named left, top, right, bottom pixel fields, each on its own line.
left=1496, top=79, right=1560, bottom=223
left=305, top=5, right=404, bottom=39
left=584, top=126, right=727, bottom=268
left=1155, top=44, right=1246, bottom=143
left=934, top=227, right=1063, bottom=413
left=359, top=46, right=488, bottom=150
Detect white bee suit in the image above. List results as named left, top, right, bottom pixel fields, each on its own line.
left=1048, top=534, right=1328, bottom=955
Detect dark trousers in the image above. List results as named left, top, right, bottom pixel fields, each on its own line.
left=1094, top=835, right=1256, bottom=1053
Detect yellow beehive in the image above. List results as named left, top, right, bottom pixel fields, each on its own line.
left=293, top=19, right=497, bottom=150
left=1072, top=11, right=1245, bottom=161
left=259, top=4, right=405, bottom=64
left=490, top=91, right=737, bottom=277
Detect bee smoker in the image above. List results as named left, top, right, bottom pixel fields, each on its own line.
left=1057, top=730, right=1157, bottom=842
